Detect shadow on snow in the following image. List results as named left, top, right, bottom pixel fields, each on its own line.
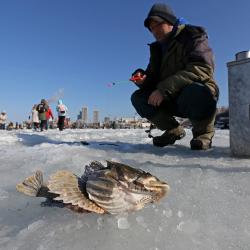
left=16, top=133, right=235, bottom=161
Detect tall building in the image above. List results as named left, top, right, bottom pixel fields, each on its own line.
left=77, top=111, right=82, bottom=120
left=82, top=107, right=88, bottom=123
left=93, top=110, right=99, bottom=124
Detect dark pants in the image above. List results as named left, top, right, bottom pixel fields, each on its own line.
left=40, top=120, right=47, bottom=131
left=33, top=122, right=39, bottom=130
left=131, top=83, right=217, bottom=121
left=58, top=116, right=65, bottom=131
left=0, top=124, right=5, bottom=130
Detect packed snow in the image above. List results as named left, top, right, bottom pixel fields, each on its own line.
left=0, top=128, right=250, bottom=250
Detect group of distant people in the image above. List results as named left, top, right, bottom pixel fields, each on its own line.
left=0, top=111, right=24, bottom=131
left=31, top=99, right=68, bottom=131
left=0, top=99, right=68, bottom=132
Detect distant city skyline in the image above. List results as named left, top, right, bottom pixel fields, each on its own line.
left=76, top=106, right=100, bottom=123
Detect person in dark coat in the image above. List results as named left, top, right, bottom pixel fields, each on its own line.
left=36, top=99, right=49, bottom=131
left=131, top=3, right=219, bottom=150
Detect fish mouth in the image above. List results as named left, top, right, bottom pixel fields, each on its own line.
left=145, top=181, right=170, bottom=191
left=144, top=181, right=170, bottom=202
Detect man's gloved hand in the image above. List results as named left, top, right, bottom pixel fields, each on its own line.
left=130, top=68, right=147, bottom=85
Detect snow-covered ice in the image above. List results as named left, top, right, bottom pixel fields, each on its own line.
left=0, top=128, right=250, bottom=250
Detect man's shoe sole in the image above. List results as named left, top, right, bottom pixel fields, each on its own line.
left=190, top=139, right=211, bottom=150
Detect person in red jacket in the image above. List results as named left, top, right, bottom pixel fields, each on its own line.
left=45, top=103, right=54, bottom=130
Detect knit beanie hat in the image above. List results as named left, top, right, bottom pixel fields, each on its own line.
left=144, top=3, right=177, bottom=29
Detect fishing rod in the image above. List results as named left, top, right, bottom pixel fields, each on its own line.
left=107, top=75, right=144, bottom=87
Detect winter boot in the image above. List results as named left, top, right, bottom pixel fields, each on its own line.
left=149, top=110, right=185, bottom=147
left=153, top=126, right=186, bottom=147
left=190, top=111, right=216, bottom=150
left=149, top=110, right=180, bottom=131
left=190, top=138, right=212, bottom=150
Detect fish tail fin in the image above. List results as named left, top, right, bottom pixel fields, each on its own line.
left=16, top=170, right=44, bottom=197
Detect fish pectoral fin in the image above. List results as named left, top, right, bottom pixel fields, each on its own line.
left=47, top=170, right=105, bottom=214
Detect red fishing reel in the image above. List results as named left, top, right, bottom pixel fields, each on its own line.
left=129, top=75, right=144, bottom=82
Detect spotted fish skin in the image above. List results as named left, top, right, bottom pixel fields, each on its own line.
left=85, top=161, right=169, bottom=214
left=16, top=161, right=169, bottom=215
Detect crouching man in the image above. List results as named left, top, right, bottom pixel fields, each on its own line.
left=131, top=3, right=219, bottom=150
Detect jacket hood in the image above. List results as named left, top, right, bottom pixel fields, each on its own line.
left=58, top=99, right=63, bottom=105
left=144, top=3, right=177, bottom=29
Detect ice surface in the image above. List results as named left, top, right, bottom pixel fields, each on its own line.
left=0, top=128, right=250, bottom=250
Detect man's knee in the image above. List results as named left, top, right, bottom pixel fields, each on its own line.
left=177, top=83, right=217, bottom=120
left=130, top=89, right=158, bottom=119
left=130, top=90, right=140, bottom=107
left=131, top=89, right=152, bottom=110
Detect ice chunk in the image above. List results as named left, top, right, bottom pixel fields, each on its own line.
left=27, top=220, right=46, bottom=231
left=162, top=209, right=173, bottom=218
left=117, top=217, right=130, bottom=230
left=97, top=217, right=104, bottom=230
left=177, top=220, right=200, bottom=234
left=0, top=188, right=8, bottom=200
left=177, top=210, right=183, bottom=218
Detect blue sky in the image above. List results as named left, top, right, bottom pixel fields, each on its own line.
left=1, top=0, right=250, bottom=122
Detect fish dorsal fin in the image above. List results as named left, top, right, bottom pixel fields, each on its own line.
left=80, top=161, right=106, bottom=183
left=105, top=161, right=144, bottom=182
left=89, top=161, right=106, bottom=169
left=47, top=170, right=105, bottom=214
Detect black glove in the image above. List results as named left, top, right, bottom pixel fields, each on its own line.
left=131, top=68, right=146, bottom=77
